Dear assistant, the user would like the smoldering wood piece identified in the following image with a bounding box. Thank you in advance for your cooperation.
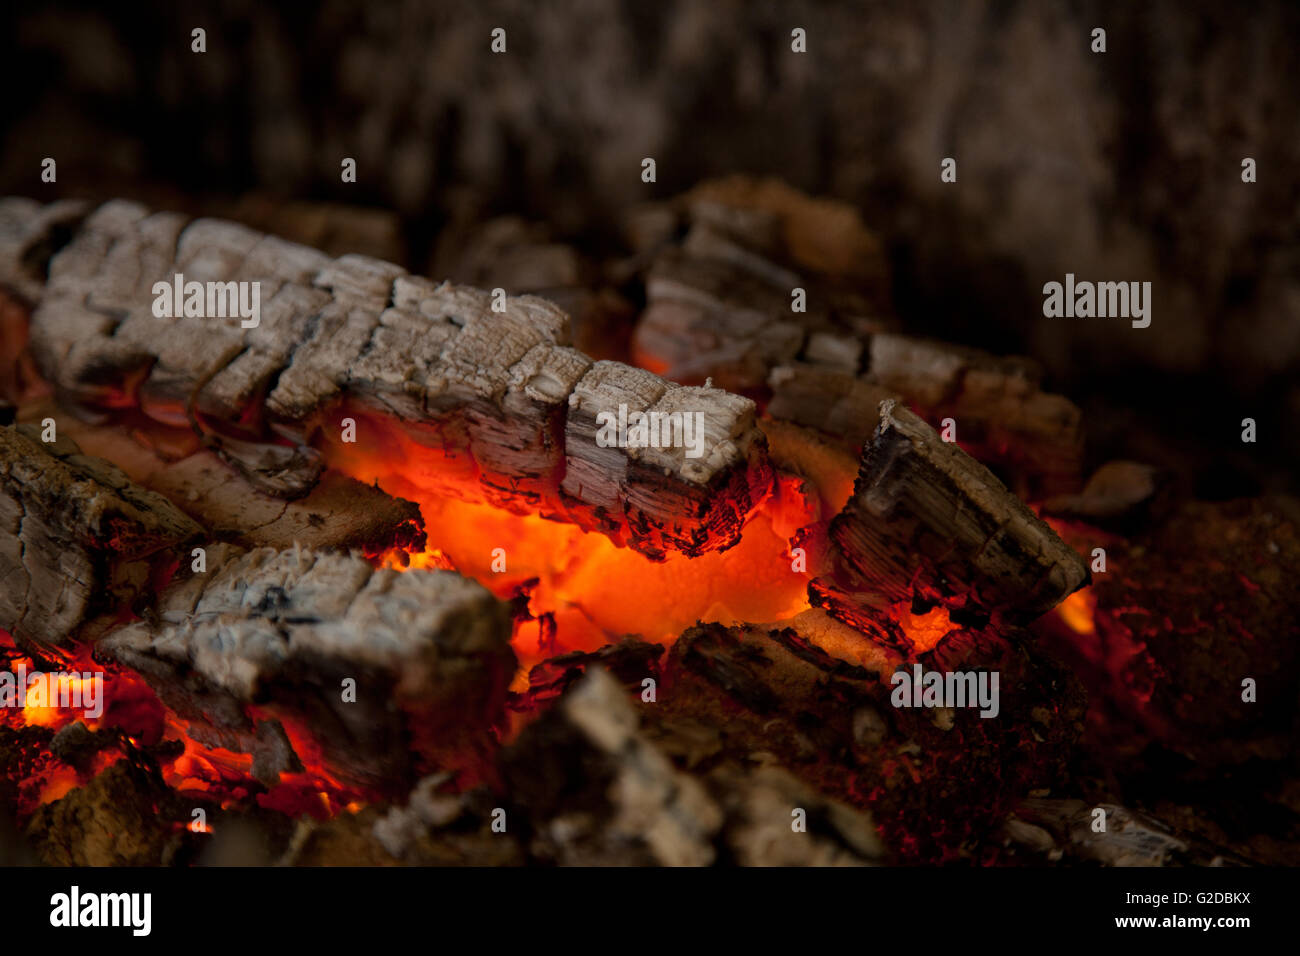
[0,424,202,649]
[623,383,771,556]
[867,334,1085,498]
[654,617,1083,863]
[561,361,770,557]
[812,400,1088,631]
[562,360,667,512]
[99,547,517,792]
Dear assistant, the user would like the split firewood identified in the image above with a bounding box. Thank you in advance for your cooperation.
[98,546,517,792]
[0,423,202,649]
[811,400,1089,634]
[1,197,770,558]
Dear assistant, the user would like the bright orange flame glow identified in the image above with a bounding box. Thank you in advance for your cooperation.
[321,415,823,672]
[1057,588,1097,637]
[899,606,955,654]
[22,673,96,727]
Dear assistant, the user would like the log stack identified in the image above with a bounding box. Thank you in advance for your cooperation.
[0,183,1295,869]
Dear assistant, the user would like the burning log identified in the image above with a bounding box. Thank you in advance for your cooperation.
[811,400,1088,635]
[2,197,770,558]
[0,423,202,649]
[99,546,516,791]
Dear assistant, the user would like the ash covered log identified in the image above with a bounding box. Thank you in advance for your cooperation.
[0,423,202,648]
[99,546,516,792]
[2,197,770,558]
[811,400,1088,634]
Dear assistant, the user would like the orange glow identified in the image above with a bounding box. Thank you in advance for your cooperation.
[320,414,823,671]
[23,673,96,727]
[36,767,80,805]
[899,606,955,654]
[1057,588,1097,636]
[422,487,813,671]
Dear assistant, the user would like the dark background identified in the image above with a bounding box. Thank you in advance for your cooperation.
[3,0,1297,493]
